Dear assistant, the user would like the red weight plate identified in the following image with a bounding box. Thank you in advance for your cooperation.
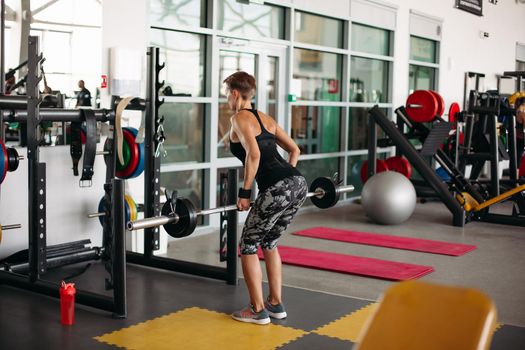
[0,141,7,184]
[385,156,412,179]
[519,155,525,178]
[429,90,445,116]
[116,129,139,179]
[360,159,389,183]
[406,90,438,123]
[448,102,461,128]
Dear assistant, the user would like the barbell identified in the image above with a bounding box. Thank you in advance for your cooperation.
[0,223,22,244]
[127,176,355,238]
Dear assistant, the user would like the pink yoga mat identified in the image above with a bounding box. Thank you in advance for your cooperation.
[256,246,433,281]
[293,227,476,256]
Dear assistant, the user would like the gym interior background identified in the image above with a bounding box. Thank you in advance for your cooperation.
[1,0,525,349]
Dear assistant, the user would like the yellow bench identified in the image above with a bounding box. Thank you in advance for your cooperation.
[354,281,497,350]
[457,184,525,212]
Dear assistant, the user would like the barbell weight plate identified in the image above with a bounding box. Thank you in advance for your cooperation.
[309,177,339,209]
[125,194,138,222]
[448,102,461,128]
[6,147,19,172]
[0,141,7,184]
[103,137,132,172]
[385,156,412,179]
[406,90,438,123]
[125,127,145,179]
[98,195,130,226]
[161,198,198,238]
[360,159,389,183]
[116,129,140,179]
[429,90,445,117]
[97,197,106,226]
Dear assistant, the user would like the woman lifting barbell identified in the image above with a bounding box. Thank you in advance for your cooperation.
[224,71,307,325]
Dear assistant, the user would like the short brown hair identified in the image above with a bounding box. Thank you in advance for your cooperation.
[223,71,256,99]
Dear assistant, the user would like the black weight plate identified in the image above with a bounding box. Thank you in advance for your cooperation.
[161,198,198,238]
[309,176,339,209]
[6,147,19,172]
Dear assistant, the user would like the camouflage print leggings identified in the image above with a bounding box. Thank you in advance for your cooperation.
[240,176,308,255]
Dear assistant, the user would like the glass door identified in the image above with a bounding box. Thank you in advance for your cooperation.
[216,38,286,159]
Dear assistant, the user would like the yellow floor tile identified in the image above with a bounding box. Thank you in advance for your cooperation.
[95,307,307,350]
[313,302,379,342]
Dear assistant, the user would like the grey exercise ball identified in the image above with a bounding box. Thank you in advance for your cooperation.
[361,171,417,225]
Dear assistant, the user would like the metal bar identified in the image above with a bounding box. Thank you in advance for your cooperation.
[508,114,518,183]
[489,115,500,197]
[144,46,161,256]
[8,248,100,274]
[0,270,115,312]
[3,108,113,122]
[1,224,22,230]
[27,36,45,281]
[127,185,356,231]
[368,112,378,179]
[474,212,525,227]
[112,179,127,318]
[226,169,238,285]
[126,252,228,281]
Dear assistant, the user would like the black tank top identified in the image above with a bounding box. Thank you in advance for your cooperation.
[230,109,301,192]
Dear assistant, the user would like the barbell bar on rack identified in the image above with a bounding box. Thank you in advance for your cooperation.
[127,176,355,238]
[0,223,22,244]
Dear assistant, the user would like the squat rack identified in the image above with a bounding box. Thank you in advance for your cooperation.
[0,36,128,317]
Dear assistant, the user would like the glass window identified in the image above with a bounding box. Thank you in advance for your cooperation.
[348,107,389,151]
[293,48,342,101]
[409,65,436,93]
[410,36,438,63]
[30,0,101,27]
[160,103,205,164]
[296,157,341,206]
[266,56,278,118]
[351,23,391,56]
[218,51,257,158]
[161,170,204,215]
[291,106,341,154]
[295,11,343,49]
[150,0,205,28]
[350,57,389,103]
[217,0,284,39]
[517,60,525,71]
[151,29,206,97]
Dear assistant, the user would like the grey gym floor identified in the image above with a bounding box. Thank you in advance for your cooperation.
[170,200,525,328]
[0,200,523,349]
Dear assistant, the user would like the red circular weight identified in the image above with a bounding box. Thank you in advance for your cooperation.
[428,90,445,116]
[0,141,8,184]
[448,102,461,128]
[406,90,438,123]
[116,129,139,179]
[360,159,389,183]
[385,156,412,179]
